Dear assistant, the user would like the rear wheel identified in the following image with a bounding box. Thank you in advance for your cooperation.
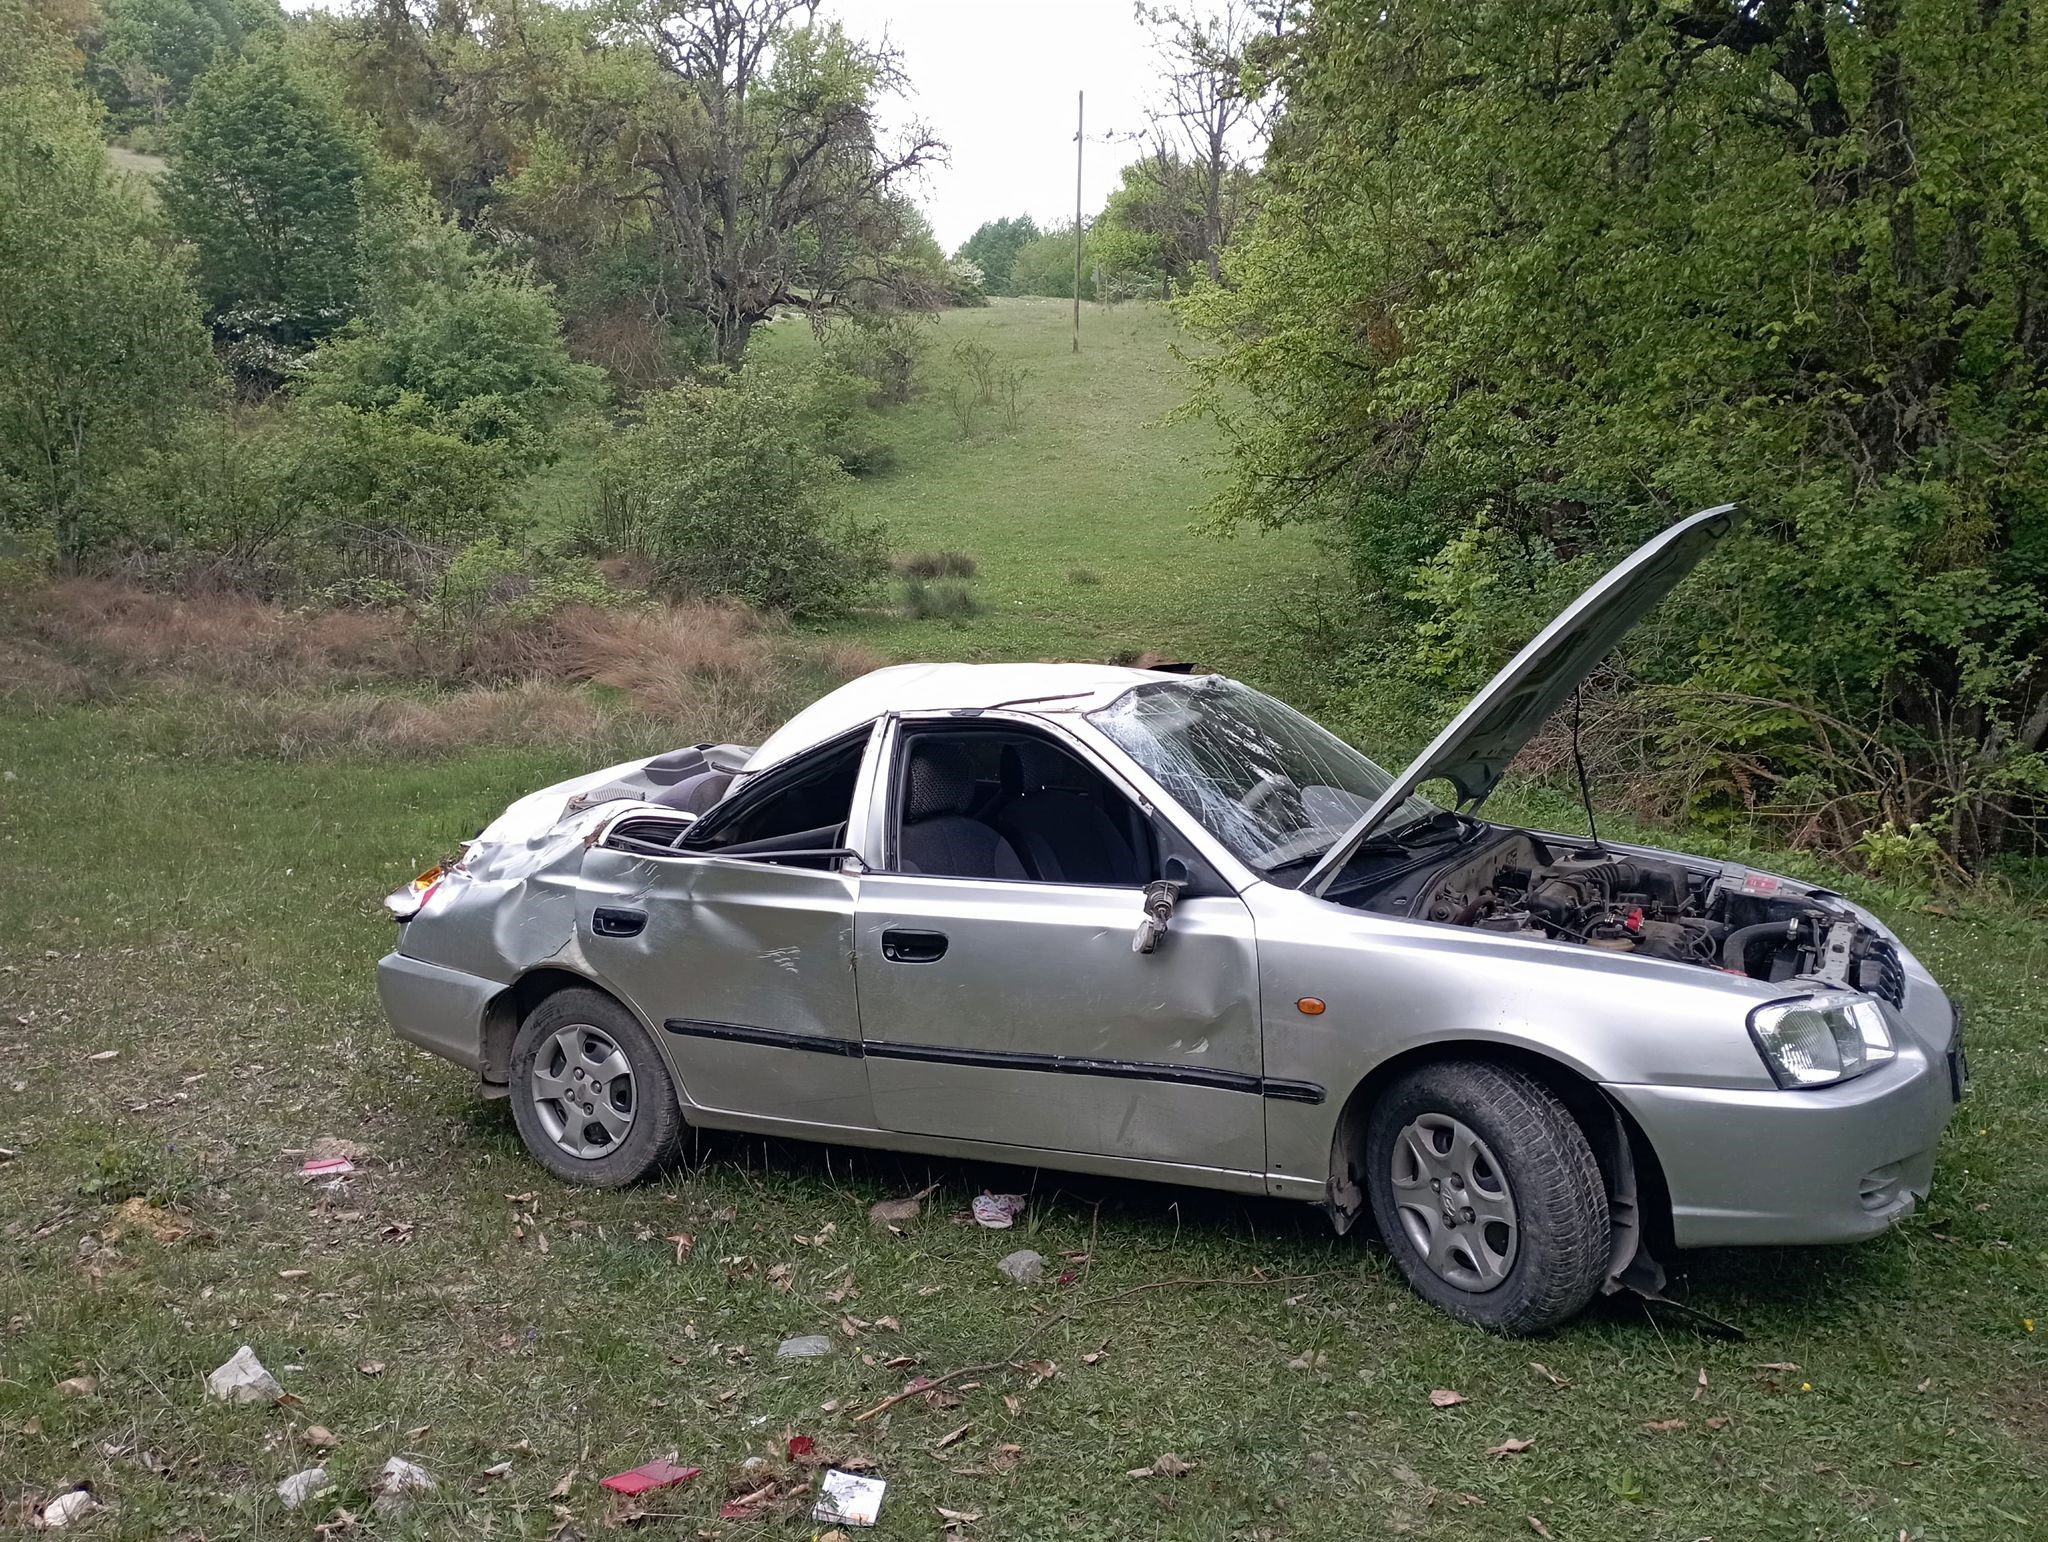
[509,989,685,1187]
[1364,1060,1608,1334]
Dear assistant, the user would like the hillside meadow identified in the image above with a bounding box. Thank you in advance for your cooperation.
[2,301,2045,1541]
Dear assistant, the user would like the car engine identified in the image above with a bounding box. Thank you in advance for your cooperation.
[1354,829,1907,1004]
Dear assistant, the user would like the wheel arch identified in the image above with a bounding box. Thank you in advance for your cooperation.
[481,967,644,1093]
[1325,1040,1673,1293]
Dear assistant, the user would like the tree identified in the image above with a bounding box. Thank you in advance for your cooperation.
[955,215,1040,296]
[622,0,945,363]
[86,0,281,128]
[1187,0,2048,865]
[1009,224,1092,299]
[0,0,217,566]
[163,45,374,349]
[1136,0,1275,283]
[1090,150,1254,293]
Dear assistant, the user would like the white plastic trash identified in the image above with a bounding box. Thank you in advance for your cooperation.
[813,1468,886,1527]
[276,1467,328,1510]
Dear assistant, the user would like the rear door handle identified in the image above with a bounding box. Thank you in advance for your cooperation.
[881,928,948,964]
[591,907,647,938]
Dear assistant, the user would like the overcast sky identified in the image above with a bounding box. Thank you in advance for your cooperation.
[828,0,1164,251]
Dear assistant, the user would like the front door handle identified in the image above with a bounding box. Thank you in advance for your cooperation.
[881,928,948,964]
[591,907,647,938]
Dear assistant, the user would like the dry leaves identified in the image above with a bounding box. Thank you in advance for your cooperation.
[1487,1438,1535,1457]
[664,1233,694,1264]
[357,1361,385,1377]
[933,1421,973,1450]
[1528,1517,1554,1538]
[56,1376,96,1396]
[1127,1453,1196,1479]
[1529,1362,1571,1389]
[1643,1418,1689,1433]
[1427,1389,1467,1408]
[548,1468,577,1499]
[302,1426,341,1450]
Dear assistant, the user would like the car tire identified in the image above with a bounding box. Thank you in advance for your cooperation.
[508,988,686,1188]
[1364,1060,1609,1335]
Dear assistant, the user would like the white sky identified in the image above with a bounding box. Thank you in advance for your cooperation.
[282,0,1171,254]
[829,0,1163,252]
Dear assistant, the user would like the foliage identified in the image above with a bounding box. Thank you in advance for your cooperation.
[821,313,935,406]
[1187,0,2048,867]
[1010,224,1092,300]
[0,1,218,568]
[1091,152,1255,295]
[82,0,280,129]
[163,44,373,351]
[299,269,604,460]
[288,401,515,586]
[955,214,1041,296]
[604,367,888,616]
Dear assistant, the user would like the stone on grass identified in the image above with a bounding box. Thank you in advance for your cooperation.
[777,1334,835,1360]
[997,1250,1046,1285]
[371,1457,436,1519]
[206,1346,283,1404]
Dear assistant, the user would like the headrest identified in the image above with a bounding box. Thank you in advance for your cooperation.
[905,742,976,822]
[1006,738,1092,794]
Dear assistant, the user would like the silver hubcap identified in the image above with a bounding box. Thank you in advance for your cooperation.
[530,1024,636,1159]
[1389,1113,1519,1292]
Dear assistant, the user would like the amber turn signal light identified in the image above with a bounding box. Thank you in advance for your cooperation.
[1296,997,1326,1016]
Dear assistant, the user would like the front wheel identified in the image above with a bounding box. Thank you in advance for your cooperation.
[508,988,686,1187]
[1364,1061,1609,1334]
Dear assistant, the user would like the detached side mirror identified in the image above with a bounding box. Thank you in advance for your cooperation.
[1132,860,1189,955]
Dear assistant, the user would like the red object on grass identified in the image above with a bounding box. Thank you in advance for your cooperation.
[786,1435,816,1459]
[599,1459,702,1496]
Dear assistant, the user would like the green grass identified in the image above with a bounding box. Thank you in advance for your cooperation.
[3,300,2045,1538]
[758,298,1322,673]
[1,705,2044,1540]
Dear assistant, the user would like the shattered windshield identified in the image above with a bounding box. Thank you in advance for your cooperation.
[1088,678,1442,879]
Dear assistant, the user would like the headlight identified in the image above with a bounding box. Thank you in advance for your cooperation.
[1747,990,1897,1088]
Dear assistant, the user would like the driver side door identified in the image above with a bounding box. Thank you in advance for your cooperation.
[852,717,1270,1176]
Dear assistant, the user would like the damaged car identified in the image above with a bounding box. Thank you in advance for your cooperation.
[378,504,1966,1333]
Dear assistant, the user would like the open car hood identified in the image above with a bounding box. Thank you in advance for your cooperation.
[1304,503,1744,896]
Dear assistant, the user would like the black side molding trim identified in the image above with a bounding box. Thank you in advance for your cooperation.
[663,1018,865,1057]
[661,1019,1325,1103]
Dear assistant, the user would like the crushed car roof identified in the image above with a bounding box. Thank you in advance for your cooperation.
[745,661,1170,772]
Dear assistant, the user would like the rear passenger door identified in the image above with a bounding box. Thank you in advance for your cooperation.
[851,718,1269,1175]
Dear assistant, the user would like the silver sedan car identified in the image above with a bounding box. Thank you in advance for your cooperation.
[378,506,1965,1332]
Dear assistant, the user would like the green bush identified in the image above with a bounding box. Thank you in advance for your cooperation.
[821,313,934,406]
[300,270,604,462]
[901,577,981,620]
[606,368,888,617]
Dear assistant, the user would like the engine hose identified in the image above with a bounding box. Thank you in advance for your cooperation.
[1720,918,1798,973]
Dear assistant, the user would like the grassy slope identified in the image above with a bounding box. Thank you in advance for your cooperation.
[757,297,1321,674]
[2,303,2045,1540]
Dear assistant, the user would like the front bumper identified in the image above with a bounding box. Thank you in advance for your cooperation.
[377,950,499,1071]
[1605,1040,1960,1248]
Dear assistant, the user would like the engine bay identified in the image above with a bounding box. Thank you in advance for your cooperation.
[1349,828,1906,1004]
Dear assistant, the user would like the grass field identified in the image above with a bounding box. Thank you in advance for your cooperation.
[3,301,2045,1540]
[758,298,1322,676]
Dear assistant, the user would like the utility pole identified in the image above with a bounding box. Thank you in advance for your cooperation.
[1072,89,1083,354]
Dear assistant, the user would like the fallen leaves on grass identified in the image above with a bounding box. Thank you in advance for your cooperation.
[938,1505,982,1527]
[933,1421,973,1450]
[1643,1418,1688,1433]
[55,1376,95,1397]
[302,1426,340,1450]
[1428,1389,1467,1408]
[548,1468,576,1499]
[1127,1453,1196,1479]
[664,1233,694,1264]
[1528,1517,1554,1538]
[1529,1362,1571,1389]
[1487,1438,1535,1457]
[357,1361,385,1377]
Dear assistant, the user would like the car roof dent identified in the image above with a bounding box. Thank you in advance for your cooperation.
[1304,503,1745,896]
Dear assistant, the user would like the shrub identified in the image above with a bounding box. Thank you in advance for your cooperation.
[902,577,982,620]
[822,313,935,406]
[299,271,604,463]
[608,368,888,617]
[895,550,977,580]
